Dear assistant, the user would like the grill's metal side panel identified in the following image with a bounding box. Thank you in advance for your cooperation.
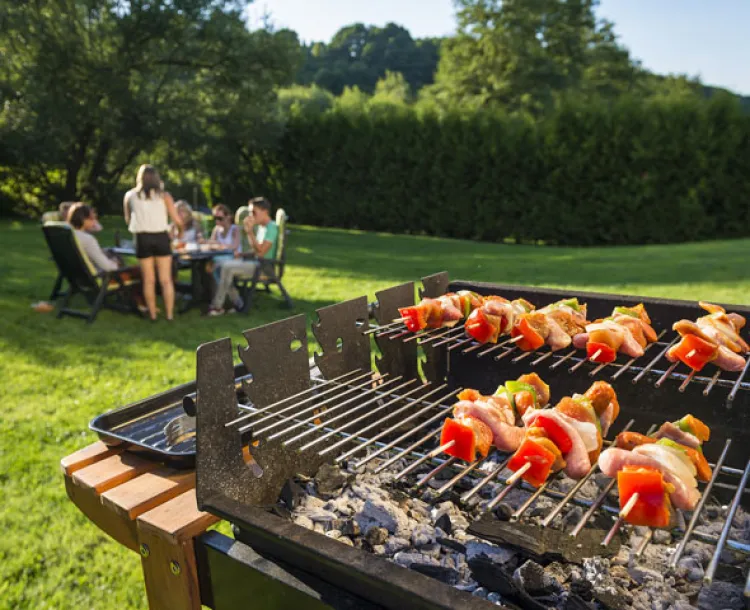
[313,297,371,379]
[373,282,419,380]
[196,336,325,508]
[239,315,310,406]
[419,273,450,385]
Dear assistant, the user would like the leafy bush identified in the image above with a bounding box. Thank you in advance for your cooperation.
[242,93,750,245]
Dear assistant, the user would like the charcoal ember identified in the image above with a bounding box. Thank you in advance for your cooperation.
[652,529,672,545]
[544,562,573,585]
[676,557,704,582]
[472,587,489,598]
[564,593,596,610]
[393,551,439,567]
[513,560,562,596]
[435,512,452,534]
[684,541,712,566]
[486,591,503,604]
[355,498,410,535]
[627,564,664,585]
[408,563,460,585]
[468,556,549,610]
[279,479,305,510]
[315,463,352,498]
[437,537,467,554]
[337,536,354,547]
[696,580,743,610]
[313,523,325,534]
[364,526,389,547]
[384,537,410,555]
[591,586,632,610]
[411,524,436,547]
[493,503,513,522]
[340,519,361,537]
[293,515,314,530]
[417,543,441,558]
[372,544,386,555]
[469,516,619,564]
[569,578,594,601]
[562,506,583,528]
[304,508,339,523]
[465,541,516,566]
[325,529,341,539]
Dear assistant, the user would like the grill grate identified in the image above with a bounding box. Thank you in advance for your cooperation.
[372,323,750,402]
[223,373,750,570]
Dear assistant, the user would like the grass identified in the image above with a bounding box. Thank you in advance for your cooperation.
[2,217,750,609]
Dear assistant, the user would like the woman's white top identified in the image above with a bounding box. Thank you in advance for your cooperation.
[126,188,168,233]
[214,224,241,253]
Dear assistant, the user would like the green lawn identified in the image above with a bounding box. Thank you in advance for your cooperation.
[1,218,749,609]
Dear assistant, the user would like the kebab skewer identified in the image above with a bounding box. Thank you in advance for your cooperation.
[572,304,658,363]
[509,298,589,352]
[666,302,748,372]
[397,291,485,333]
[439,373,550,462]
[506,381,619,486]
[598,414,711,527]
[463,296,535,344]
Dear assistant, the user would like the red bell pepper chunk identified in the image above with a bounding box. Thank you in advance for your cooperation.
[507,438,556,488]
[617,466,671,528]
[440,417,492,462]
[671,334,718,371]
[398,306,426,332]
[532,414,573,454]
[465,308,500,344]
[511,317,545,351]
[587,341,616,363]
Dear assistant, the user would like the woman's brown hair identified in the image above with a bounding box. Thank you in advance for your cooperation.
[136,164,162,199]
[212,203,232,222]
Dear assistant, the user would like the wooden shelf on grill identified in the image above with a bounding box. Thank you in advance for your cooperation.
[61,442,218,610]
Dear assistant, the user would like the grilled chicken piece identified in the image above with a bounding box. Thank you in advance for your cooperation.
[654,422,700,449]
[598,447,701,511]
[666,341,746,372]
[673,303,749,354]
[523,409,592,478]
[453,396,524,452]
[584,381,620,437]
[517,372,550,407]
[576,320,645,358]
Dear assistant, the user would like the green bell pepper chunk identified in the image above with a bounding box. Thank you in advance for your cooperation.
[572,394,601,435]
[493,385,516,416]
[614,306,639,318]
[559,298,581,312]
[504,381,537,405]
[656,438,688,454]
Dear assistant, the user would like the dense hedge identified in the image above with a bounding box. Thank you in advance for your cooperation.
[245,94,750,246]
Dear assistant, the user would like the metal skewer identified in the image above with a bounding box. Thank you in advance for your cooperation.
[669,439,731,567]
[461,458,511,503]
[371,429,442,474]
[703,370,722,396]
[416,457,458,488]
[549,349,577,370]
[506,462,531,485]
[343,389,459,466]
[611,330,667,380]
[704,458,750,585]
[393,441,455,481]
[678,369,697,392]
[632,337,678,384]
[654,361,679,388]
[727,356,750,403]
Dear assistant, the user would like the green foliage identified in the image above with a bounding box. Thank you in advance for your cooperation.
[278,85,335,117]
[0,0,300,216]
[241,93,750,246]
[297,22,440,95]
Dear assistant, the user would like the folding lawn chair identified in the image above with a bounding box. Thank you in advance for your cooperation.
[233,208,293,311]
[42,222,142,323]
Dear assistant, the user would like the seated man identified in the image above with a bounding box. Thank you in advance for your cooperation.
[208,197,278,316]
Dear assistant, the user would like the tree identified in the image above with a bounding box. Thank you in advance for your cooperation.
[428,0,638,112]
[297,23,441,95]
[0,0,300,215]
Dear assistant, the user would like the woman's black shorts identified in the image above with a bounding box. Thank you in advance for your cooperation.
[135,232,171,259]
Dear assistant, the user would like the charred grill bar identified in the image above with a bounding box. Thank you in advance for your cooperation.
[184,273,750,609]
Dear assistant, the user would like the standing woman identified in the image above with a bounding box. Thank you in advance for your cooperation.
[124,164,182,321]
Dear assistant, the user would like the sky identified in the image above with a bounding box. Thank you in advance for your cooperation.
[246,0,750,95]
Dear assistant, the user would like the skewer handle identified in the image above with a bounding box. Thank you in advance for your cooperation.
[590,348,602,361]
[392,317,406,324]
[506,461,531,485]
[509,335,524,343]
[686,349,696,359]
[620,492,639,519]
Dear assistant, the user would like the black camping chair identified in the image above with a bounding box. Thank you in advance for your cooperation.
[42,222,142,323]
[41,213,68,300]
[233,208,294,311]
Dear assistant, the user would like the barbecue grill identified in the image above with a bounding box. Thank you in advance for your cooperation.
[90,272,750,609]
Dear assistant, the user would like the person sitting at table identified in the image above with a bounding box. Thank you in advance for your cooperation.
[69,204,146,311]
[59,201,75,223]
[169,200,203,247]
[205,203,241,281]
[208,197,278,316]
